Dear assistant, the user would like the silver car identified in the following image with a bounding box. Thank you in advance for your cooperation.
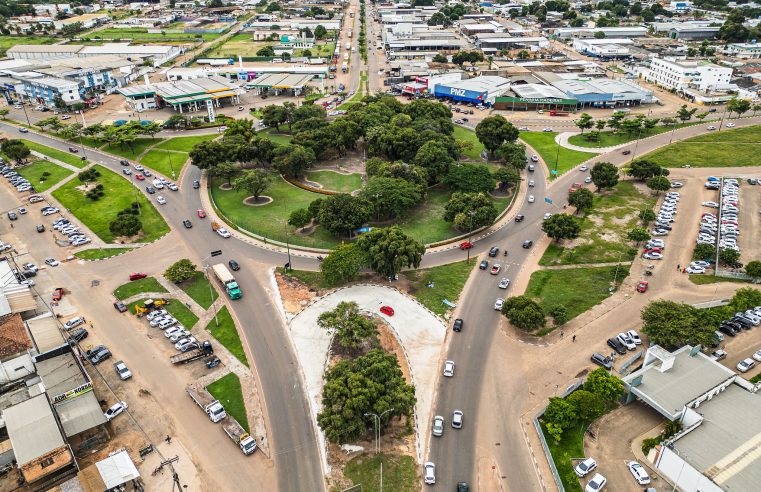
[432,415,444,437]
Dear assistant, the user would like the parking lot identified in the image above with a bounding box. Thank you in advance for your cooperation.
[737,178,761,255]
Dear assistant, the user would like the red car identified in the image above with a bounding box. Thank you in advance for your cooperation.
[197,209,207,218]
[135,173,145,181]
[52,287,64,301]
[129,272,147,281]
[636,281,648,293]
[643,247,662,254]
[380,306,394,316]
[459,241,474,250]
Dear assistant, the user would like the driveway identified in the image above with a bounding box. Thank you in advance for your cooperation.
[287,284,446,469]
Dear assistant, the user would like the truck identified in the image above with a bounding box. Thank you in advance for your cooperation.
[345,42,350,51]
[549,109,569,116]
[170,340,213,364]
[343,53,349,61]
[221,416,257,455]
[348,30,352,38]
[329,64,337,72]
[187,386,227,423]
[342,62,348,73]
[212,263,242,300]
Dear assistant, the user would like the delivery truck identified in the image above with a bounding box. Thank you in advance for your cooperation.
[221,416,258,455]
[212,263,242,299]
[187,386,227,423]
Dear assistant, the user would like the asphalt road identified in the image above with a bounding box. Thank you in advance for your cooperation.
[0,122,324,492]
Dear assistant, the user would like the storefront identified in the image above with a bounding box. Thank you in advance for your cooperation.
[493,96,578,112]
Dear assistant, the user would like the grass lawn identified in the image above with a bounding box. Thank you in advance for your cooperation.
[306,170,363,193]
[206,33,264,57]
[207,373,249,433]
[689,274,750,285]
[52,165,170,243]
[641,124,761,168]
[344,453,418,492]
[178,271,218,309]
[541,421,586,492]
[89,27,218,42]
[525,266,630,327]
[539,181,655,266]
[519,132,596,177]
[139,149,188,178]
[74,247,133,260]
[402,260,475,316]
[259,128,293,145]
[102,138,162,159]
[113,276,167,300]
[206,306,248,367]
[567,123,697,148]
[0,35,56,56]
[453,125,485,161]
[165,301,199,329]
[294,41,335,58]
[21,140,89,168]
[154,134,216,152]
[751,374,761,384]
[16,160,73,192]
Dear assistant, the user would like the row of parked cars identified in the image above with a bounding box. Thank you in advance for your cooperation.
[141,308,200,353]
[715,306,761,373]
[590,330,644,370]
[647,190,682,246]
[1,162,33,192]
[51,216,92,247]
[574,457,651,491]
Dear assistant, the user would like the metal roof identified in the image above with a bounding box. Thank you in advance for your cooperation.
[25,313,65,354]
[511,83,568,99]
[248,73,313,88]
[96,450,140,488]
[4,394,64,465]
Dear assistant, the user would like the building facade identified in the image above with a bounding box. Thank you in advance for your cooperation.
[642,58,732,93]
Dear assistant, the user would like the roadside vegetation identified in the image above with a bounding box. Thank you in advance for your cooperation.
[207,373,249,433]
[343,453,417,492]
[113,276,167,300]
[16,159,72,192]
[401,260,475,316]
[178,271,218,309]
[641,124,761,168]
[519,131,595,176]
[73,247,133,260]
[207,306,249,367]
[567,109,700,148]
[21,140,89,168]
[165,302,199,329]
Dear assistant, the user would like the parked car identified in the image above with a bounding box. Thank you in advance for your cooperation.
[737,358,756,373]
[52,287,64,301]
[67,327,88,343]
[424,462,436,485]
[494,298,504,310]
[453,318,463,332]
[217,227,231,238]
[590,354,612,370]
[104,401,128,421]
[522,240,533,249]
[113,301,127,312]
[488,246,499,257]
[585,473,607,492]
[627,330,642,345]
[229,259,240,271]
[710,350,727,361]
[607,337,627,354]
[490,264,501,275]
[114,361,132,380]
[89,347,112,365]
[617,333,636,350]
[479,260,489,270]
[64,316,84,330]
[636,281,648,293]
[380,305,394,316]
[575,457,598,477]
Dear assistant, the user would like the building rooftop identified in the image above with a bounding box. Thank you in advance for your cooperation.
[25,313,65,354]
[7,45,83,54]
[442,75,511,93]
[79,43,176,55]
[673,384,761,492]
[510,83,569,99]
[247,72,313,88]
[0,313,33,359]
[4,394,65,466]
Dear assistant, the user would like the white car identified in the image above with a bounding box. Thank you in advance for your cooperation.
[528,179,535,187]
[617,333,636,350]
[175,337,198,351]
[22,262,38,273]
[580,165,588,172]
[44,258,60,267]
[527,195,535,203]
[424,462,436,485]
[670,181,684,188]
[685,266,705,274]
[543,213,553,220]
[530,155,539,162]
[147,309,168,321]
[432,415,444,436]
[737,358,756,373]
[690,261,710,269]
[168,183,179,191]
[627,461,650,485]
[63,317,84,330]
[627,329,642,345]
[494,298,504,310]
[443,360,455,377]
[156,196,166,205]
[643,252,663,260]
[217,227,232,238]
[169,329,191,342]
[452,410,463,428]
[542,127,552,132]
[41,207,59,216]
[752,350,761,362]
[584,176,592,183]
[647,239,665,248]
[28,195,44,203]
[104,401,128,421]
[574,457,597,478]
[726,122,736,128]
[707,125,717,130]
[498,277,510,289]
[61,114,71,120]
[585,473,607,492]
[651,229,669,236]
[114,361,132,380]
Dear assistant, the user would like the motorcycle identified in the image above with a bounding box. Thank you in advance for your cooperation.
[644,271,653,276]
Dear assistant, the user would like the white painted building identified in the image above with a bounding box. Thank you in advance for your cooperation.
[572,38,632,58]
[724,42,761,59]
[641,57,732,93]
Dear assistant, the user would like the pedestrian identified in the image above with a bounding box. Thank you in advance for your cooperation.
[88,321,93,328]
[165,435,172,444]
[572,335,576,342]
[677,264,680,271]
[560,331,564,338]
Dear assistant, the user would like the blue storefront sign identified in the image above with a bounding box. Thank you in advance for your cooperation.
[434,85,487,104]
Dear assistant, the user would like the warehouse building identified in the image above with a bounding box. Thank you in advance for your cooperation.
[554,26,648,39]
[668,25,721,41]
[572,38,633,59]
[433,75,511,105]
[540,72,653,108]
[475,35,549,54]
[493,84,577,112]
[7,43,182,67]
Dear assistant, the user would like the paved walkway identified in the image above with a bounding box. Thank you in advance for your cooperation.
[555,132,626,153]
[539,261,632,270]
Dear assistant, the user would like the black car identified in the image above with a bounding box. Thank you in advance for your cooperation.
[229,259,240,271]
[67,327,88,343]
[607,337,627,354]
[89,348,112,365]
[515,214,524,222]
[36,224,45,233]
[488,246,499,257]
[193,180,200,189]
[183,219,192,229]
[453,318,463,332]
[522,240,533,249]
[732,316,753,329]
[457,482,469,492]
[718,324,737,337]
[479,260,489,270]
[120,160,130,166]
[146,186,156,194]
[591,353,612,370]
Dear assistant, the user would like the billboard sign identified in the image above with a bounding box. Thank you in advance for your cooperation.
[434,85,487,102]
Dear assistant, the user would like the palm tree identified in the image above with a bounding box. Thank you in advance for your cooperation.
[487,55,494,69]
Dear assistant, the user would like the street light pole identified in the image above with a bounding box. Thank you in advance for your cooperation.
[201,251,222,327]
[364,408,394,492]
[466,210,476,263]
[78,110,88,160]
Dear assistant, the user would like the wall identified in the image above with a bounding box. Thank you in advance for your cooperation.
[654,446,723,492]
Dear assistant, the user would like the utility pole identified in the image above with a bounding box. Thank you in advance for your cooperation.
[466,210,476,263]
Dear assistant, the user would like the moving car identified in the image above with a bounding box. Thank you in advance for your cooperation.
[479,260,489,270]
[627,461,650,485]
[183,219,192,228]
[490,264,501,275]
[197,209,207,218]
[494,298,504,310]
[443,360,455,377]
[574,457,597,477]
[527,195,535,203]
[156,196,166,205]
[424,462,436,485]
[488,246,499,257]
[522,240,533,249]
[104,401,128,421]
[636,281,648,293]
[44,258,59,267]
[217,227,231,238]
[114,361,132,380]
[432,416,444,437]
[514,214,524,222]
[453,318,463,332]
[380,306,394,316]
[129,272,147,281]
[451,410,463,428]
[229,259,240,271]
[459,241,474,250]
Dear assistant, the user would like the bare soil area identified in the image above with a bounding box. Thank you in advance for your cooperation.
[274,271,318,314]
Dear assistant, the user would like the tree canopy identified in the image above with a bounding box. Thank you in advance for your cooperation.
[501,296,545,331]
[590,162,619,191]
[443,192,498,232]
[542,214,581,242]
[164,259,197,284]
[356,226,425,278]
[475,115,519,155]
[641,300,717,349]
[318,301,378,351]
[316,194,372,237]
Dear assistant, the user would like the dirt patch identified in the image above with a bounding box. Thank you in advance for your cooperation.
[114,230,147,244]
[563,236,593,248]
[274,271,319,314]
[75,183,99,193]
[376,319,412,384]
[242,195,272,206]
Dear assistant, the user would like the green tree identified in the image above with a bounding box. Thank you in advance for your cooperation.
[629,160,668,181]
[590,162,619,191]
[639,208,656,225]
[272,144,316,178]
[727,97,751,118]
[493,167,520,191]
[261,104,289,130]
[568,188,593,214]
[501,296,545,331]
[432,53,448,63]
[360,177,423,220]
[693,243,715,261]
[314,25,328,39]
[224,118,258,141]
[566,390,606,421]
[475,115,519,156]
[646,175,671,195]
[627,227,651,245]
[543,397,578,431]
[317,349,416,443]
[288,208,312,230]
[495,142,528,171]
[318,194,372,237]
[745,261,761,280]
[317,301,378,351]
[718,247,740,266]
[109,214,141,238]
[141,121,162,140]
[321,244,366,285]
[356,226,425,278]
[641,300,717,349]
[444,163,495,193]
[164,259,197,283]
[584,368,624,403]
[232,169,272,202]
[0,107,9,119]
[443,192,498,231]
[542,214,580,242]
[728,287,761,312]
[413,140,455,182]
[209,161,239,186]
[257,45,275,57]
[676,104,697,122]
[1,140,30,165]
[549,305,568,326]
[575,113,594,134]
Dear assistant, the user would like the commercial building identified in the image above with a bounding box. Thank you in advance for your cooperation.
[540,72,654,108]
[724,43,761,59]
[640,57,733,102]
[52,13,110,30]
[244,72,313,96]
[623,345,761,492]
[493,83,578,112]
[475,35,549,54]
[554,26,648,39]
[166,65,327,81]
[668,25,721,41]
[572,38,633,59]
[432,75,511,105]
[7,43,182,68]
[119,75,242,115]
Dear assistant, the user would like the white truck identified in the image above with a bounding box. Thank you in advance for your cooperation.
[345,42,351,50]
[221,416,257,455]
[187,386,227,423]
